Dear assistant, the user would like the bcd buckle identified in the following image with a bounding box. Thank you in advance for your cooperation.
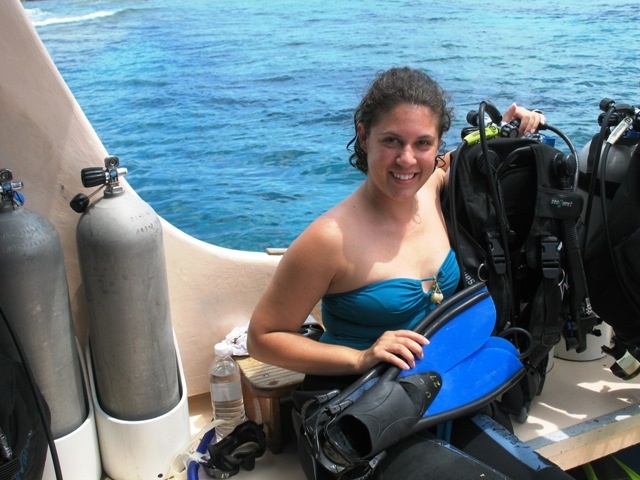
[540,236,561,279]
[485,232,506,275]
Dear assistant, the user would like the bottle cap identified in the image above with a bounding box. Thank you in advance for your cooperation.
[214,342,230,357]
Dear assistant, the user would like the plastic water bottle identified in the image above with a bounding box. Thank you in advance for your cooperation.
[209,342,246,441]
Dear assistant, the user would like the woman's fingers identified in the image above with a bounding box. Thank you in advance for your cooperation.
[503,103,546,136]
[361,330,429,371]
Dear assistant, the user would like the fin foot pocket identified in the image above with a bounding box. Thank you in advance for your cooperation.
[325,371,442,460]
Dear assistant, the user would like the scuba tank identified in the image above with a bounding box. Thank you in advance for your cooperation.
[72,156,180,421]
[578,141,637,244]
[0,169,87,439]
[578,98,640,243]
[577,99,640,377]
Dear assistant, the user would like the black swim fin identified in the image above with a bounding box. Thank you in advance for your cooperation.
[324,371,442,460]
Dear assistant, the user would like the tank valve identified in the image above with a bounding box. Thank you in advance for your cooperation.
[70,156,128,213]
[0,169,25,209]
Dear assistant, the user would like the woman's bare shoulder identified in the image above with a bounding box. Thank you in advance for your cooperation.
[287,204,346,262]
[420,167,447,200]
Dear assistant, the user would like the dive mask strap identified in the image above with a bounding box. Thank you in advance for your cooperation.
[200,420,267,479]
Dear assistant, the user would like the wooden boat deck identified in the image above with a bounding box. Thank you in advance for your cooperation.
[514,354,640,471]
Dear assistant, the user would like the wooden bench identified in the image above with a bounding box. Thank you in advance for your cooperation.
[236,356,304,453]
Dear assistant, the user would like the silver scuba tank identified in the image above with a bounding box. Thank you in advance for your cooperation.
[578,141,634,186]
[577,140,636,241]
[0,169,87,439]
[74,156,180,421]
[578,99,640,241]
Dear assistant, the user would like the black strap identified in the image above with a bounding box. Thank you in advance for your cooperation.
[201,421,266,479]
[539,236,563,348]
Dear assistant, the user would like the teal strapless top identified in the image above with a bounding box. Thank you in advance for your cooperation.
[320,249,460,349]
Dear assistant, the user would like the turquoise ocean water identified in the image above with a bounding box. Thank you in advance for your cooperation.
[24,0,640,251]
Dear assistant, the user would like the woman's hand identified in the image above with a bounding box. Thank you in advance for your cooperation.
[502,103,546,137]
[356,329,429,372]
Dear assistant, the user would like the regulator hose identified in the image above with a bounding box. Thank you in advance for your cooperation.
[582,106,615,252]
[553,153,596,351]
[0,305,63,480]
[598,142,638,316]
[478,101,515,319]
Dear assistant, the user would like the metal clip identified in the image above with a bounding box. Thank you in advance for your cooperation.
[607,116,633,145]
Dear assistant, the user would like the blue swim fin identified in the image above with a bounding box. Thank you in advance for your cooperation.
[316,284,524,463]
[402,289,499,375]
[418,337,523,420]
[405,290,524,424]
[342,283,501,405]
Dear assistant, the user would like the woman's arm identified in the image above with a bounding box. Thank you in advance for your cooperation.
[247,216,427,375]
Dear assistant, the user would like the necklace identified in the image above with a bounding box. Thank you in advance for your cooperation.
[431,275,444,305]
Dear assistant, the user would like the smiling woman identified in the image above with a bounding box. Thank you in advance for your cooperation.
[246,67,570,480]
[246,66,543,378]
[358,103,441,201]
[5,2,640,480]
